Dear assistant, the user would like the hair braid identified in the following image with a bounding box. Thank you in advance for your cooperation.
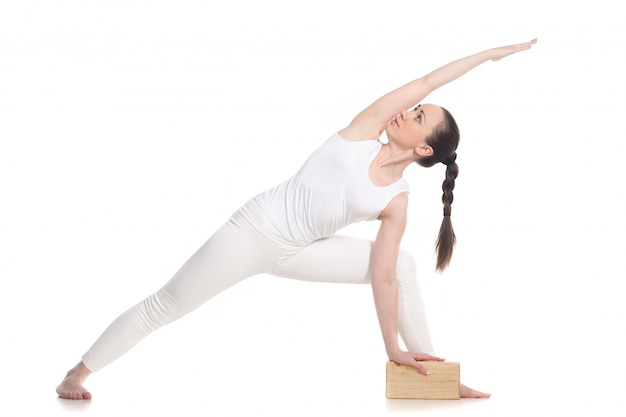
[415,107,460,271]
[435,161,458,271]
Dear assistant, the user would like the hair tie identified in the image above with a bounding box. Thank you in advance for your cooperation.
[441,153,457,166]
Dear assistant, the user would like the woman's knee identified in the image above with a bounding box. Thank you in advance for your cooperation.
[396,249,417,285]
[134,289,186,335]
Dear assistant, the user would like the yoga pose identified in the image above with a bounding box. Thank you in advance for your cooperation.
[57,39,536,400]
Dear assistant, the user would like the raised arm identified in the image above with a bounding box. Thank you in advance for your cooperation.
[340,39,537,140]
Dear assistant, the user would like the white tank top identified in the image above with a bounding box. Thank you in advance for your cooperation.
[255,133,410,245]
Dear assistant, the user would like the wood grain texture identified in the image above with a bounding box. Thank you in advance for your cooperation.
[386,361,460,400]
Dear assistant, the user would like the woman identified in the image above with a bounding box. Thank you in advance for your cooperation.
[57,39,536,400]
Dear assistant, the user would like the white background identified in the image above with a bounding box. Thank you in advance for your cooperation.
[1,1,625,416]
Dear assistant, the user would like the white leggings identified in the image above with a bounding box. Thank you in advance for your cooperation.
[82,199,434,372]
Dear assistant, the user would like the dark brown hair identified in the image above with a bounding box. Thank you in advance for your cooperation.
[416,107,460,271]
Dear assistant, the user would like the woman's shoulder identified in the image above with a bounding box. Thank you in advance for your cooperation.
[337,123,383,142]
[334,131,378,144]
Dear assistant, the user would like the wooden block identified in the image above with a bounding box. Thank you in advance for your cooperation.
[386,361,460,400]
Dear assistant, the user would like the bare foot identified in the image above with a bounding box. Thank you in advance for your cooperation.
[56,361,93,400]
[460,383,491,398]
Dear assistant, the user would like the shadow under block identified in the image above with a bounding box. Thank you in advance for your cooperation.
[386,361,460,400]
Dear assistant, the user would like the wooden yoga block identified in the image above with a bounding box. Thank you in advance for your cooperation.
[386,361,460,400]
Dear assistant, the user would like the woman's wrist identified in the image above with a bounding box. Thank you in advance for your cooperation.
[386,345,402,359]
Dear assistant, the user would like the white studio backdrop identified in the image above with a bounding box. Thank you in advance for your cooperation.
[1,1,624,416]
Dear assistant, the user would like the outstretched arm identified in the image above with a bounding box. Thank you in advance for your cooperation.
[371,193,443,374]
[340,39,537,140]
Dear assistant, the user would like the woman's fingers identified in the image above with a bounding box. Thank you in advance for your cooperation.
[491,38,537,61]
[414,361,430,375]
[413,353,445,362]
[391,351,446,375]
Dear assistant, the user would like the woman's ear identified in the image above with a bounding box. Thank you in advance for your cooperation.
[414,144,433,157]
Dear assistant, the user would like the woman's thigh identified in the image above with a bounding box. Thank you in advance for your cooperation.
[161,218,282,314]
[273,234,434,353]
[273,235,374,284]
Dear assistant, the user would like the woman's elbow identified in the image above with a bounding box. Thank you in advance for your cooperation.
[371,271,396,286]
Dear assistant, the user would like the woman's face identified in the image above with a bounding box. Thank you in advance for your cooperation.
[385,103,444,151]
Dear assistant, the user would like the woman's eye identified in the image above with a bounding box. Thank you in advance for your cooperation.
[415,115,421,122]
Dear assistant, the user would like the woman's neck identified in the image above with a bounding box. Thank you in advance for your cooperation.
[370,143,415,186]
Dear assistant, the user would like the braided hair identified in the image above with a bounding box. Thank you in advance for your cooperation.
[416,107,460,271]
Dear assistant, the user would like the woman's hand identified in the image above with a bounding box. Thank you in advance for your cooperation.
[389,350,445,375]
[341,38,536,138]
[489,38,537,61]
